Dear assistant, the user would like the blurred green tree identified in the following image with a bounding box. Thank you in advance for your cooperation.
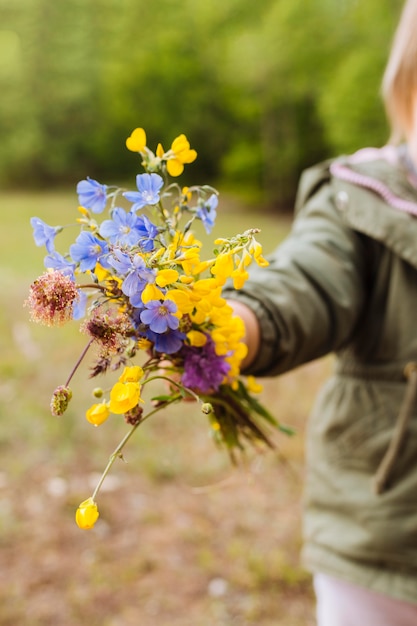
[0,0,404,207]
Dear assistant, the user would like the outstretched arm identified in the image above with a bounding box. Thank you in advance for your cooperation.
[227,299,261,371]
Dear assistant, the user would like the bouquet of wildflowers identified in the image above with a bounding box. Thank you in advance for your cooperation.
[26,128,288,530]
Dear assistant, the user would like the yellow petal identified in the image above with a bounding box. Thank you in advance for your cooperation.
[109,382,141,414]
[171,134,190,153]
[180,148,197,164]
[119,365,144,383]
[86,403,110,426]
[231,268,249,290]
[126,127,147,152]
[246,375,264,394]
[75,497,99,530]
[165,289,194,314]
[141,282,164,303]
[187,330,207,347]
[167,158,184,177]
[155,268,179,287]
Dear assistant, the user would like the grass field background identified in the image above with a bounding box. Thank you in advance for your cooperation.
[0,190,330,625]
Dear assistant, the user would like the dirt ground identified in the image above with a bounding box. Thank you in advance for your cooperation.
[0,356,329,626]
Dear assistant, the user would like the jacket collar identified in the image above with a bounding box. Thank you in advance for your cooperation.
[330,147,417,269]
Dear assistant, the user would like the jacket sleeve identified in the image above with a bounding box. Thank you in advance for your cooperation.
[223,166,368,376]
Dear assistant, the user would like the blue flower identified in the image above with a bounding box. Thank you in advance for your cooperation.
[107,249,132,275]
[140,299,179,333]
[69,232,109,272]
[135,215,159,252]
[99,208,143,246]
[44,251,76,278]
[123,173,163,212]
[73,290,88,320]
[145,328,186,355]
[108,251,155,305]
[31,217,61,253]
[196,194,218,234]
[77,177,108,214]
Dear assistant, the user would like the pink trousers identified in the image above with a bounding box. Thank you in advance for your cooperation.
[314,574,417,626]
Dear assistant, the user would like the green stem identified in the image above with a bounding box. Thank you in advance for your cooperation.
[78,283,107,291]
[91,397,179,501]
[65,339,94,387]
[142,374,201,403]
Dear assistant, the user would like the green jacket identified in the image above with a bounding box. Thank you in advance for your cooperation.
[225,146,417,604]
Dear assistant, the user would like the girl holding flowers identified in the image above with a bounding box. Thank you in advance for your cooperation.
[225,1,417,624]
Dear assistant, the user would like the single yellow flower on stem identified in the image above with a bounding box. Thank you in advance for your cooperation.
[166,134,197,176]
[86,402,110,426]
[75,497,99,530]
[119,365,144,383]
[126,127,147,152]
[109,381,141,414]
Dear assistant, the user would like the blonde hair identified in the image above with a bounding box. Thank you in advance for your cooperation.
[382,0,417,143]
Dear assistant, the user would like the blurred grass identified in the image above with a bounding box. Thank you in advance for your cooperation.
[0,189,324,625]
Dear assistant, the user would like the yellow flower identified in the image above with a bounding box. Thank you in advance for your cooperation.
[165,289,194,315]
[119,365,144,383]
[137,337,152,351]
[191,278,220,298]
[109,381,141,414]
[77,206,90,218]
[141,282,164,303]
[126,127,147,152]
[231,266,250,290]
[211,253,234,284]
[249,239,269,267]
[187,330,208,347]
[255,255,269,268]
[246,375,264,394]
[166,134,197,177]
[75,497,99,530]
[93,263,110,282]
[181,186,192,203]
[155,268,179,287]
[86,402,110,426]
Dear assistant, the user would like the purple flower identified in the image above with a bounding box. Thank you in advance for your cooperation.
[181,335,230,393]
[69,232,109,272]
[44,251,76,278]
[31,217,61,253]
[140,299,179,333]
[196,194,218,234]
[123,173,163,212]
[99,207,143,246]
[145,328,186,355]
[77,177,108,214]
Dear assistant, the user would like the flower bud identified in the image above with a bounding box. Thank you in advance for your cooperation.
[92,387,104,398]
[75,497,99,530]
[201,402,213,415]
[86,403,110,426]
[50,386,72,416]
